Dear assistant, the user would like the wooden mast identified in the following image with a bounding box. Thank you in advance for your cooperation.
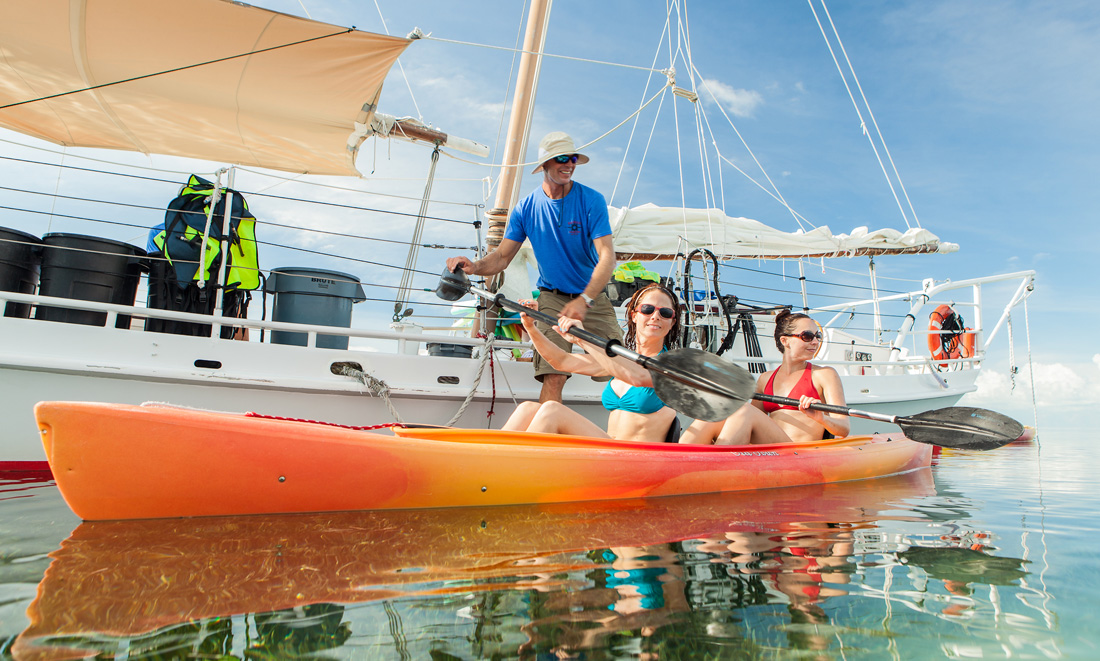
[485,0,552,249]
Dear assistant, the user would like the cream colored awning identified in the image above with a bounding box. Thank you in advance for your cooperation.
[0,0,410,176]
[610,203,959,260]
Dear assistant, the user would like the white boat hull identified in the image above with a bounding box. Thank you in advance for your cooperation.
[0,310,973,465]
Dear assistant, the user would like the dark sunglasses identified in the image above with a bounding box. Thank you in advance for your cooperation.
[552,154,579,164]
[784,330,823,342]
[638,304,675,319]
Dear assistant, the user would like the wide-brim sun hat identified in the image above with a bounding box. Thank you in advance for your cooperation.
[531,131,590,174]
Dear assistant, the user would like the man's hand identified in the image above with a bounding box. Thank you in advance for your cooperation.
[559,296,589,322]
[445,256,476,275]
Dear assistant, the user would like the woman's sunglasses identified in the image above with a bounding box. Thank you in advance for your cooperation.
[552,154,579,164]
[637,304,676,319]
[784,330,823,342]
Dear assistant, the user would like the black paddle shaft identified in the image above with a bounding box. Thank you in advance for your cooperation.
[753,393,1022,450]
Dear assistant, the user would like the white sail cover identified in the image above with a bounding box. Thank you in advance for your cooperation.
[0,0,410,176]
[610,203,959,259]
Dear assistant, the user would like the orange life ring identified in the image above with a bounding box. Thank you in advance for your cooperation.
[927,304,975,367]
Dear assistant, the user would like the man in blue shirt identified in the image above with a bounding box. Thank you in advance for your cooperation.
[446,131,620,403]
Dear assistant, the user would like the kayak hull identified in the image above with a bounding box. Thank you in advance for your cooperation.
[35,401,932,521]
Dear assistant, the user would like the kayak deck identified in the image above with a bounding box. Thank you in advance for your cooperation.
[35,401,932,520]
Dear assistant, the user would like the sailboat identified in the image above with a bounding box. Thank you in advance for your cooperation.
[0,0,1033,469]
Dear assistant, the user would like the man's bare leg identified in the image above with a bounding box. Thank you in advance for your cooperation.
[539,373,567,403]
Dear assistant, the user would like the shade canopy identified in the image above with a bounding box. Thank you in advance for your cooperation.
[0,0,410,176]
[610,203,958,260]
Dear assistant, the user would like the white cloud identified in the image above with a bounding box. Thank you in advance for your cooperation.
[700,79,764,118]
[960,358,1100,431]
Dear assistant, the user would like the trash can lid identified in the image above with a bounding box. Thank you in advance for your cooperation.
[0,226,42,243]
[42,233,146,256]
[267,267,366,301]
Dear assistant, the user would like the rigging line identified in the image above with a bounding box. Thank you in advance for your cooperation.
[482,0,530,204]
[669,7,688,226]
[0,29,354,110]
[393,147,440,321]
[796,257,926,284]
[818,0,921,229]
[807,0,913,230]
[241,190,472,223]
[441,83,672,172]
[371,0,422,120]
[626,86,668,208]
[691,65,811,231]
[676,4,721,233]
[235,166,482,207]
[0,205,475,257]
[623,4,678,208]
[716,258,915,293]
[610,5,673,206]
[420,34,667,75]
[1,184,473,226]
[694,77,728,212]
[0,152,482,209]
[1023,295,1039,434]
[0,141,218,179]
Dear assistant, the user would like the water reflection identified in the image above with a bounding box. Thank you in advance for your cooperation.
[13,469,1052,660]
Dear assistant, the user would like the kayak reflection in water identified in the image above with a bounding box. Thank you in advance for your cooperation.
[502,283,682,443]
[681,310,850,445]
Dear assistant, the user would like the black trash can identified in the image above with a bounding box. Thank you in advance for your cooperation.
[0,226,42,318]
[267,267,365,350]
[35,233,146,328]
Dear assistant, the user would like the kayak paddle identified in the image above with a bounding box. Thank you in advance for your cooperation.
[753,393,1024,450]
[435,268,754,421]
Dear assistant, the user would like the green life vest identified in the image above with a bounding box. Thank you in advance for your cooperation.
[153,174,260,291]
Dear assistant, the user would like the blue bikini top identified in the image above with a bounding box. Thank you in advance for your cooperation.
[602,381,666,414]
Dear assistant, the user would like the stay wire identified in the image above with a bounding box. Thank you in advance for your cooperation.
[0,29,354,110]
[1,153,482,210]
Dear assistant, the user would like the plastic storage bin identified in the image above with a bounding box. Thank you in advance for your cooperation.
[35,233,146,328]
[0,226,42,318]
[267,267,365,350]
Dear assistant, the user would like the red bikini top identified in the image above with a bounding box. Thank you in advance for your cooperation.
[761,363,817,413]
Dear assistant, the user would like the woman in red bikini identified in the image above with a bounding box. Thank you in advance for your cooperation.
[680,309,850,445]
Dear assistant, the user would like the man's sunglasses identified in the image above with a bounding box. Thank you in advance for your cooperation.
[638,304,676,319]
[552,154,579,164]
[784,330,823,342]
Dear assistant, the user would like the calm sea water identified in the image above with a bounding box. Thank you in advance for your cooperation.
[1,423,1096,660]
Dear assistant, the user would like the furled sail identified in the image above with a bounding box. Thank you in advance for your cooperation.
[610,203,959,260]
[0,0,410,176]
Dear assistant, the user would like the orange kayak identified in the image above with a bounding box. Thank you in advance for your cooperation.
[34,401,932,521]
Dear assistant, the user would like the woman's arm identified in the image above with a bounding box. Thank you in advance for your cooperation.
[555,317,654,387]
[519,313,607,377]
[803,366,850,437]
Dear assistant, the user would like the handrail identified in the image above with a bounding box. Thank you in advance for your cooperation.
[0,290,529,351]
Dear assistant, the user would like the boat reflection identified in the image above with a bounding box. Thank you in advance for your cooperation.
[12,469,1038,660]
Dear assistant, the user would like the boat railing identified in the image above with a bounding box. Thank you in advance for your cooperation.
[811,269,1035,367]
[0,290,529,353]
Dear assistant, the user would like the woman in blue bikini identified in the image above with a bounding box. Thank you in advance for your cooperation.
[680,309,849,445]
[501,283,681,442]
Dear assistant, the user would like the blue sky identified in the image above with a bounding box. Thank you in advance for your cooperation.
[2,0,1096,429]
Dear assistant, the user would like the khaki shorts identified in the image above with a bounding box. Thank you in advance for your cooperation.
[532,290,623,381]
